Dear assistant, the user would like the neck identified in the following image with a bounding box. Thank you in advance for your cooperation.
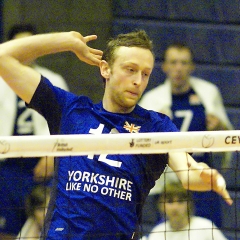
[102,95,134,114]
[170,216,190,231]
[170,77,191,95]
[171,83,191,95]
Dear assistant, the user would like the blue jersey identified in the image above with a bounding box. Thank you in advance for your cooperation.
[29,77,179,239]
[171,89,221,226]
[171,88,206,132]
[2,96,39,170]
[0,96,39,236]
[171,89,210,165]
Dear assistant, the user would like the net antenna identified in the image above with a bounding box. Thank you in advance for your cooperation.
[0,130,239,158]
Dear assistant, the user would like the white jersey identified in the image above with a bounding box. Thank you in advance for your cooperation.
[0,64,68,137]
[147,216,228,240]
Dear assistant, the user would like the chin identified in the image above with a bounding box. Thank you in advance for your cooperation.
[126,101,137,109]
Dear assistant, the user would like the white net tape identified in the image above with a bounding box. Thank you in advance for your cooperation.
[0,130,239,158]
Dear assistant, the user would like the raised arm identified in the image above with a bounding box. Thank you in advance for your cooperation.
[0,31,102,103]
[168,152,233,205]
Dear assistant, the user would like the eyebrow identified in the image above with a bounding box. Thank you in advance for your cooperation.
[121,62,153,70]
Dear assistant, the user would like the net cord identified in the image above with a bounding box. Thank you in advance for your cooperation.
[0,130,239,158]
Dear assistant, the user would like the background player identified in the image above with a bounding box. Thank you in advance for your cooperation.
[0,24,68,239]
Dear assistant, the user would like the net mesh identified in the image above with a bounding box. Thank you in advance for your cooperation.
[0,132,239,240]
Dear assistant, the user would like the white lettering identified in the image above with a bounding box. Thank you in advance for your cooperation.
[68,171,75,181]
[66,182,81,191]
[83,183,98,193]
[82,172,90,182]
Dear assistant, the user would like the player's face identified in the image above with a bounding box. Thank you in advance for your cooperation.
[164,197,189,223]
[103,46,154,113]
[162,48,194,89]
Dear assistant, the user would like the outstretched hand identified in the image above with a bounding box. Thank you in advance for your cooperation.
[71,32,103,66]
[198,164,233,205]
[33,156,54,182]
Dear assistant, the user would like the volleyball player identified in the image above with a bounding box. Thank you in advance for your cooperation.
[147,182,228,240]
[0,24,69,240]
[0,30,232,239]
[139,43,233,228]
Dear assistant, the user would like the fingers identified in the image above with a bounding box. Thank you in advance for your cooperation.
[217,176,226,190]
[89,47,103,63]
[84,35,98,43]
[201,168,233,205]
[85,54,102,66]
[89,47,103,56]
[77,46,102,67]
[215,175,233,205]
[85,48,103,66]
[73,33,103,66]
[84,36,103,58]
[220,188,233,205]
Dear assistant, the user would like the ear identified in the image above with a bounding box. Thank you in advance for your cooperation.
[99,60,111,80]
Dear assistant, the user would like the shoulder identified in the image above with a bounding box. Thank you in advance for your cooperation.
[139,80,171,111]
[144,83,167,96]
[33,64,68,90]
[45,77,92,106]
[136,105,179,132]
[150,222,166,232]
[140,82,168,102]
[191,216,214,227]
[190,76,220,92]
[148,221,168,238]
[137,104,168,120]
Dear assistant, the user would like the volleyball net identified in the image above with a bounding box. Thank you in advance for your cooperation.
[1,130,240,158]
[1,131,239,239]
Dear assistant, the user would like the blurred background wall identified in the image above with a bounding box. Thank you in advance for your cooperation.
[1,1,240,110]
[2,0,113,103]
[0,1,240,239]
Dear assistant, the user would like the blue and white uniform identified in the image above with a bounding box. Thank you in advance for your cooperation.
[28,77,179,239]
[171,88,222,226]
[140,77,232,228]
[171,88,209,164]
[0,65,68,236]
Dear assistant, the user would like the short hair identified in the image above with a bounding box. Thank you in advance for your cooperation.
[163,42,195,62]
[159,182,195,216]
[102,29,154,67]
[25,185,51,217]
[8,24,37,40]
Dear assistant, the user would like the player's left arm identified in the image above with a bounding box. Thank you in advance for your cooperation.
[0,32,102,104]
[168,152,233,205]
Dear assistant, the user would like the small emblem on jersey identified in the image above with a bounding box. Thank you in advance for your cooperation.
[55,227,64,231]
[123,121,141,133]
[189,94,201,105]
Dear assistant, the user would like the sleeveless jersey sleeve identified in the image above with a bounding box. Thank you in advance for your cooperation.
[27,76,66,134]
